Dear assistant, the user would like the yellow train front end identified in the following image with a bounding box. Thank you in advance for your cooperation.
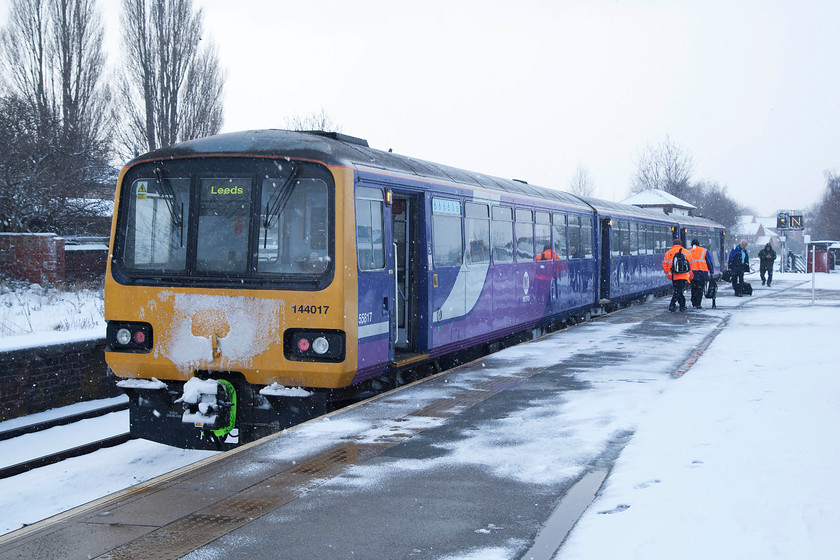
[105,146,358,449]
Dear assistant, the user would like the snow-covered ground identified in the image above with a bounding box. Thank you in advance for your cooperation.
[558,273,840,560]
[0,282,106,351]
[1,273,838,560]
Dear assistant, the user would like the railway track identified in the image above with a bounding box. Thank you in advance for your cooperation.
[0,401,135,480]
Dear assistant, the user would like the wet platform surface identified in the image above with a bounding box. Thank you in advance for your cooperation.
[0,288,765,560]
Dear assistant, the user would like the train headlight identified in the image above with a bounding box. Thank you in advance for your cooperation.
[285,330,345,362]
[116,328,132,345]
[312,337,329,355]
[107,321,154,353]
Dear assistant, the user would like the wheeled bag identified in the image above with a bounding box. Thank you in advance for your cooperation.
[721,269,732,283]
[742,282,753,296]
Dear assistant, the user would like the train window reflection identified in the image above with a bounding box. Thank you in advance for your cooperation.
[354,187,385,271]
[126,177,190,271]
[581,217,593,258]
[465,202,490,264]
[568,215,581,258]
[257,178,330,274]
[433,198,463,267]
[492,206,514,263]
[553,213,567,259]
[197,178,252,274]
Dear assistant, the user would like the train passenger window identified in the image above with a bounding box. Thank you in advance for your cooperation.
[126,177,190,271]
[354,187,385,271]
[611,221,621,257]
[515,209,534,261]
[581,217,593,258]
[492,206,514,263]
[568,215,581,258]
[196,178,251,274]
[552,213,567,259]
[535,212,551,259]
[630,223,639,255]
[432,197,463,267]
[465,202,490,264]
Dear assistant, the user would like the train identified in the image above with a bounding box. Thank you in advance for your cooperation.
[104,130,726,449]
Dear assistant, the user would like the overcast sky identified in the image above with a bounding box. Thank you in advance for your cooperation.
[3,0,839,216]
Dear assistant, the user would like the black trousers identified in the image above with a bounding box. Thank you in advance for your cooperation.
[760,264,773,285]
[731,271,745,295]
[670,279,687,310]
[690,277,706,307]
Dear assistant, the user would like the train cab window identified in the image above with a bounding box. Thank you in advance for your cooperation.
[195,178,252,274]
[492,206,514,263]
[515,208,534,261]
[552,213,567,259]
[581,217,593,258]
[465,202,490,264]
[535,212,551,258]
[354,187,386,271]
[125,177,190,271]
[568,215,581,258]
[256,177,330,275]
[432,197,463,267]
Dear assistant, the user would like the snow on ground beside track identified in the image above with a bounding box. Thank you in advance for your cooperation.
[0,439,217,535]
[0,283,105,351]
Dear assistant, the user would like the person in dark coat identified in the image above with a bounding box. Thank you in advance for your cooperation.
[728,240,749,296]
[758,243,776,286]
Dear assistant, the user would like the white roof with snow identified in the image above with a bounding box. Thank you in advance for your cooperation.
[621,189,696,209]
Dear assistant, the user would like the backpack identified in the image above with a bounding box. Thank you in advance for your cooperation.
[672,250,690,274]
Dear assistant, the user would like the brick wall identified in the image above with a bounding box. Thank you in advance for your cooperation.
[65,244,109,282]
[0,233,65,284]
[0,338,121,422]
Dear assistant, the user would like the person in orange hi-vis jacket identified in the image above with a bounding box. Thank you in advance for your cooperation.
[662,237,693,312]
[686,239,714,308]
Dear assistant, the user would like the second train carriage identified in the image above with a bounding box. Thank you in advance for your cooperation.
[105,130,724,449]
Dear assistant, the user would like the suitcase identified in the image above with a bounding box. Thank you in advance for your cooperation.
[742,282,752,296]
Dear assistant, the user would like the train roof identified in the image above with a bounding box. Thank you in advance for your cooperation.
[127,129,591,210]
[578,196,678,224]
[673,214,725,229]
[127,130,725,230]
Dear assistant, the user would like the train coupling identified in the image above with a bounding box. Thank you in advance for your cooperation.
[176,377,237,435]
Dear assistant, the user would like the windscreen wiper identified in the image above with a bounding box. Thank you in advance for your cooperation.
[154,166,184,246]
[262,163,298,248]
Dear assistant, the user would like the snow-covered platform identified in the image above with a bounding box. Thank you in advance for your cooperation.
[1,276,837,560]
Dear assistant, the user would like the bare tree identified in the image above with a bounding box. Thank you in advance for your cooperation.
[809,171,840,240]
[569,163,595,197]
[116,0,225,156]
[0,0,114,234]
[684,180,744,231]
[284,107,343,132]
[630,136,695,199]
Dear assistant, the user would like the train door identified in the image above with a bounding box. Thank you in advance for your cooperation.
[599,218,611,300]
[391,193,419,356]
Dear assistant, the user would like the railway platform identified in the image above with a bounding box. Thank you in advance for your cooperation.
[0,295,737,560]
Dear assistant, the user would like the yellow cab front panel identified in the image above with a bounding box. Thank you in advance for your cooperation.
[105,156,359,390]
